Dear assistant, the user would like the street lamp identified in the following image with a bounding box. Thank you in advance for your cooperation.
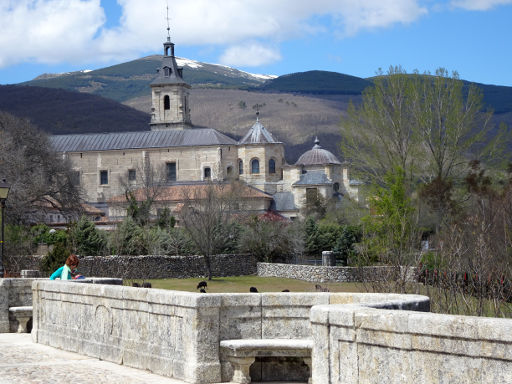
[0,178,11,278]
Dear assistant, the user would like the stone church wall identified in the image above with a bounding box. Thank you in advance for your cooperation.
[69,144,235,203]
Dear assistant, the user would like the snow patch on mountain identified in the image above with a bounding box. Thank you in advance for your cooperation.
[175,57,203,69]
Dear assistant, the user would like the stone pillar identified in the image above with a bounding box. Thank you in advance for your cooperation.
[322,251,336,266]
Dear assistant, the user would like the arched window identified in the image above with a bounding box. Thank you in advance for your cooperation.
[238,159,243,175]
[164,95,170,110]
[204,167,211,179]
[251,158,260,174]
[164,66,171,77]
[333,182,340,192]
[269,159,276,174]
[227,166,233,176]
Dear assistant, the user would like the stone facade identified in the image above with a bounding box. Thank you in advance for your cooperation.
[238,142,285,193]
[258,262,417,283]
[68,144,239,204]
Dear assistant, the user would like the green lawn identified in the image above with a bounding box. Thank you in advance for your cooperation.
[125,276,365,294]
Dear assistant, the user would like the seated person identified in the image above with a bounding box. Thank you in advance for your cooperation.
[50,254,79,280]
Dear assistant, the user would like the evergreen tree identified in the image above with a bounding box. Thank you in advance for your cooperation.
[68,216,107,256]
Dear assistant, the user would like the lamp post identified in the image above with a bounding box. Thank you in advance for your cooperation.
[0,178,11,278]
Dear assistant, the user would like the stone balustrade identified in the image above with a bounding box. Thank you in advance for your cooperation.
[311,302,512,383]
[29,279,512,383]
[32,280,430,383]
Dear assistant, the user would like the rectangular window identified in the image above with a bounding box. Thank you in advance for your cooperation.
[306,187,318,203]
[100,170,108,185]
[166,162,176,182]
[128,169,136,181]
[70,171,80,186]
[204,167,211,179]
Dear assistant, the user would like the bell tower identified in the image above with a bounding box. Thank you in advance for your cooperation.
[149,19,191,130]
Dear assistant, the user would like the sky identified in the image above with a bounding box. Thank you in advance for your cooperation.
[1,0,512,86]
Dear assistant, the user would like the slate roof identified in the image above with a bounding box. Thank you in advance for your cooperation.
[293,171,332,186]
[50,129,237,152]
[295,137,341,166]
[239,117,280,145]
[272,192,297,211]
[150,40,189,87]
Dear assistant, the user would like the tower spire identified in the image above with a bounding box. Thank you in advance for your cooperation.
[149,2,191,130]
[166,2,171,42]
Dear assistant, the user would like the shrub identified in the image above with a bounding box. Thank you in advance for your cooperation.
[68,216,107,256]
[108,217,146,255]
[333,225,362,266]
[30,224,67,246]
[41,242,71,276]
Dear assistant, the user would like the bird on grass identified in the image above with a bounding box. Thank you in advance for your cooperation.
[315,284,329,292]
[249,286,258,293]
[197,281,207,290]
[199,288,207,293]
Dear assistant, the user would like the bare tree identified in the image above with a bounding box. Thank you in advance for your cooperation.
[178,180,244,280]
[0,112,82,224]
[117,157,165,226]
[423,163,512,317]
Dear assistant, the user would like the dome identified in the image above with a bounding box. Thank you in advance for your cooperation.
[295,137,341,166]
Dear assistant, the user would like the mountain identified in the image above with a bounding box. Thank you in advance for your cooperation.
[257,70,372,95]
[9,57,512,163]
[0,85,149,134]
[25,56,275,102]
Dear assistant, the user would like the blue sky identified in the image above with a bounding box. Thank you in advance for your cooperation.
[1,0,512,86]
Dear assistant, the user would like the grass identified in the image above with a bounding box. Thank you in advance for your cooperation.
[125,276,365,294]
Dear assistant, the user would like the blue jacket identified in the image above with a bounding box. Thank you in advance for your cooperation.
[49,265,72,280]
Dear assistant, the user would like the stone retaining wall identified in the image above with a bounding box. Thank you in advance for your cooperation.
[9,254,256,279]
[257,262,417,283]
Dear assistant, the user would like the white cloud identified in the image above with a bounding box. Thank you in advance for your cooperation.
[0,0,428,69]
[451,0,512,10]
[219,43,282,67]
[0,0,105,67]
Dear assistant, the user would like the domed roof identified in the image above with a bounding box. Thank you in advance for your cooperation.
[295,137,341,166]
[239,113,278,144]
